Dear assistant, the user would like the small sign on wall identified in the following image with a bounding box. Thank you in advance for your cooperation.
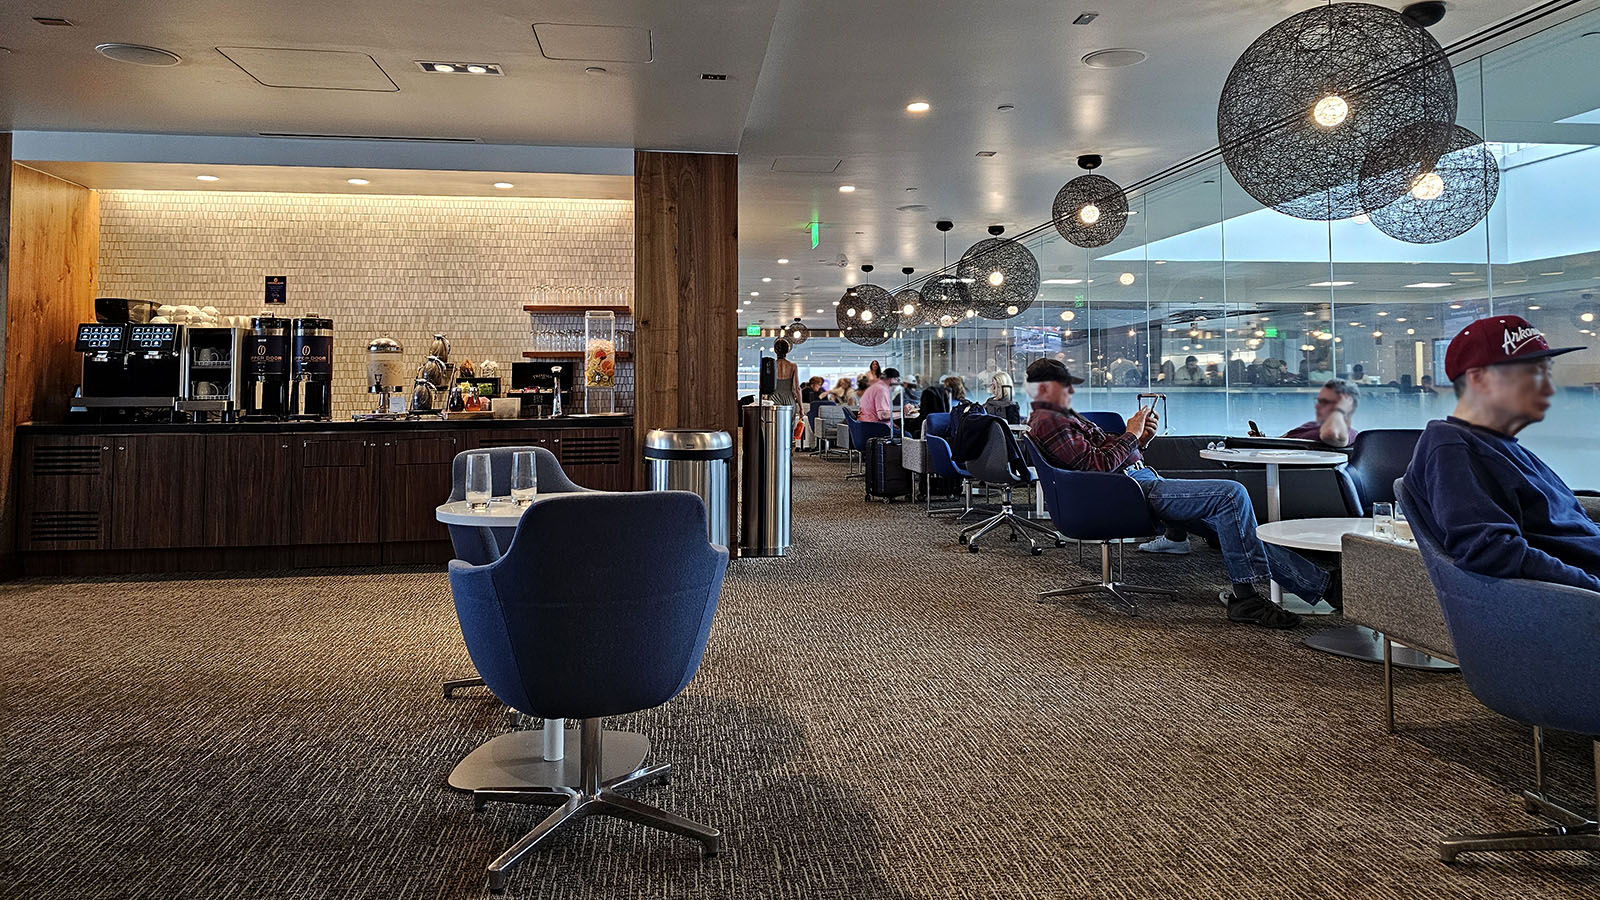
[265,275,287,305]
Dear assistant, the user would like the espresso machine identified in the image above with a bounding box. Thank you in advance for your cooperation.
[74,322,184,421]
[241,314,290,419]
[178,327,246,421]
[289,315,334,420]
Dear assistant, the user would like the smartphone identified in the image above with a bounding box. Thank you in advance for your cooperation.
[1248,419,1261,436]
[1136,392,1168,435]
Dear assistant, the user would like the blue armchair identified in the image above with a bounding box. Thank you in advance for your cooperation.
[1024,439,1175,614]
[1079,410,1126,434]
[923,412,976,518]
[1404,481,1600,863]
[443,446,590,699]
[841,405,891,477]
[449,490,728,891]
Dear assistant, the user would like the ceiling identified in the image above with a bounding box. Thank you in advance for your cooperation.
[21,161,633,199]
[0,0,1584,327]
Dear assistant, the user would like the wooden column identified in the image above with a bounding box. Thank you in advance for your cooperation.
[1,157,100,573]
[633,151,738,504]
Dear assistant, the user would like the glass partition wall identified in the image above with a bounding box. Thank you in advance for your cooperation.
[887,8,1600,480]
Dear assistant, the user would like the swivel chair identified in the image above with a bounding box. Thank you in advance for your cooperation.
[1342,429,1422,515]
[841,406,891,478]
[443,446,590,698]
[959,420,1063,554]
[1079,410,1126,434]
[449,490,728,892]
[1024,439,1175,614]
[923,412,975,518]
[1406,482,1600,864]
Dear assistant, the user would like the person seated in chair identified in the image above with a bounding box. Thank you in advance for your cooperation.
[1143,378,1359,555]
[857,367,900,424]
[1025,358,1336,628]
[1405,315,1600,592]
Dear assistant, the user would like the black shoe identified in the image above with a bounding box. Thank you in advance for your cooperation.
[1321,568,1343,611]
[1224,593,1303,629]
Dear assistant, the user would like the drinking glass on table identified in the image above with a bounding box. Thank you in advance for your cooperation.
[465,452,492,510]
[1373,502,1396,539]
[1392,505,1413,542]
[511,450,538,507]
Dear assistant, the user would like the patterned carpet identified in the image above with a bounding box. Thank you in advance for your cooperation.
[1,454,1596,899]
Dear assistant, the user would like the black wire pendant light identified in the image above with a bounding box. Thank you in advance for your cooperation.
[920,221,972,328]
[1217,2,1457,221]
[840,266,898,347]
[958,230,1040,320]
[784,317,811,345]
[1052,174,1129,248]
[893,266,923,329]
[1359,122,1499,244]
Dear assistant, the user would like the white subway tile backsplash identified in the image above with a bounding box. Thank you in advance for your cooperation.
[96,190,634,418]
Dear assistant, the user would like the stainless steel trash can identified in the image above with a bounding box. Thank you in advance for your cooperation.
[740,403,793,557]
[643,428,733,547]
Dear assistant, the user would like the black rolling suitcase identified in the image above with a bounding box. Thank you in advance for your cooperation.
[865,436,913,501]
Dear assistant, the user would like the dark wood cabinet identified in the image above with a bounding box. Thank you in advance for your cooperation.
[15,423,632,573]
[297,436,380,544]
[17,436,112,550]
[108,435,207,549]
[201,435,297,547]
[378,433,460,543]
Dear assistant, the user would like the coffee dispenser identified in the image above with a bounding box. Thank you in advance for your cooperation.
[242,315,291,419]
[289,315,334,420]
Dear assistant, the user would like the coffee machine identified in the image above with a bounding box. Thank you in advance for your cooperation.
[74,322,184,421]
[241,314,290,419]
[289,315,334,420]
[178,327,246,421]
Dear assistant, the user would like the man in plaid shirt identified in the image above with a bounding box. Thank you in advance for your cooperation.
[1024,358,1336,628]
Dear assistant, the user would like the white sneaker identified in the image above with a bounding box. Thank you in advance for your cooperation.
[1137,535,1191,554]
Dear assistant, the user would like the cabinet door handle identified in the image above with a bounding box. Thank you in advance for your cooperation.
[281,444,290,449]
[116,446,126,451]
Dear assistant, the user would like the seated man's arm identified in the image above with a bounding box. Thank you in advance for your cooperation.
[1420,444,1600,593]
[1034,415,1140,473]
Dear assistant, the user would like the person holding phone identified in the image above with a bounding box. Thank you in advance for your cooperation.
[1026,359,1334,628]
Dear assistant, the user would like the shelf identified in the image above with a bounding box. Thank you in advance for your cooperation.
[523,305,632,315]
[522,351,633,360]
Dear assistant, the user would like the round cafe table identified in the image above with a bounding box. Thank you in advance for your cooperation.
[1256,517,1457,671]
[1200,447,1348,615]
[435,498,650,791]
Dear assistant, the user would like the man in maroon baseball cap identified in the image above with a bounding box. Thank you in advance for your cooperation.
[1403,315,1600,591]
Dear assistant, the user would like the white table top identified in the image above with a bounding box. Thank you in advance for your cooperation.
[1200,447,1348,467]
[1256,517,1373,552]
[1008,423,1031,433]
[436,498,537,526]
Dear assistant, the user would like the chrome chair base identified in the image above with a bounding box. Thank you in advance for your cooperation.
[473,718,719,893]
[1439,734,1599,864]
[958,488,1064,555]
[444,676,486,697]
[1038,541,1175,614]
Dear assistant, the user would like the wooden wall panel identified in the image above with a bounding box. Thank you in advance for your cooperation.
[2,161,100,570]
[633,151,738,503]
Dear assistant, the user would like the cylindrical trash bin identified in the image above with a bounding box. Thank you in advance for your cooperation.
[740,403,793,557]
[643,428,733,547]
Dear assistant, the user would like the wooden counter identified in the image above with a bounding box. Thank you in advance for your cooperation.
[14,417,634,576]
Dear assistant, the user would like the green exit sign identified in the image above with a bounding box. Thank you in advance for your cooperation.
[746,324,762,336]
[1263,327,1279,338]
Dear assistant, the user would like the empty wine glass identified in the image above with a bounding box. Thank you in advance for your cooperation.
[465,453,492,510]
[511,451,537,506]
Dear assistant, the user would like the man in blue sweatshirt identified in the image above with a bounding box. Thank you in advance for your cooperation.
[1405,315,1600,592]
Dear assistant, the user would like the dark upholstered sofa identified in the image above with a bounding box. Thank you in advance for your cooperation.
[1141,435,1359,521]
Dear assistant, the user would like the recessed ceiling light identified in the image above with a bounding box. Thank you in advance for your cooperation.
[1082,48,1148,68]
[743,300,751,305]
[347,178,370,185]
[1154,260,1167,265]
[1377,311,1389,316]
[492,182,514,189]
[832,300,840,306]
[1449,271,1475,276]
[195,175,220,182]
[1405,281,1452,288]
[777,258,789,264]
[838,184,856,193]
[95,43,182,67]
[815,309,823,313]
[1307,281,1354,287]
[419,61,502,75]
[975,150,998,158]
[906,101,931,114]
[750,291,759,296]
[1527,304,1542,310]
[1539,271,1565,276]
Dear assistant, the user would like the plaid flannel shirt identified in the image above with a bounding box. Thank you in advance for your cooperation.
[1026,401,1142,472]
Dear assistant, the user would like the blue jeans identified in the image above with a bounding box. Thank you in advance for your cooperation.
[1126,468,1330,602]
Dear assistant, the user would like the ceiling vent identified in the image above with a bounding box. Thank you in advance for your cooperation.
[771,156,842,174]
[218,47,398,91]
[533,24,653,62]
[1072,12,1100,25]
